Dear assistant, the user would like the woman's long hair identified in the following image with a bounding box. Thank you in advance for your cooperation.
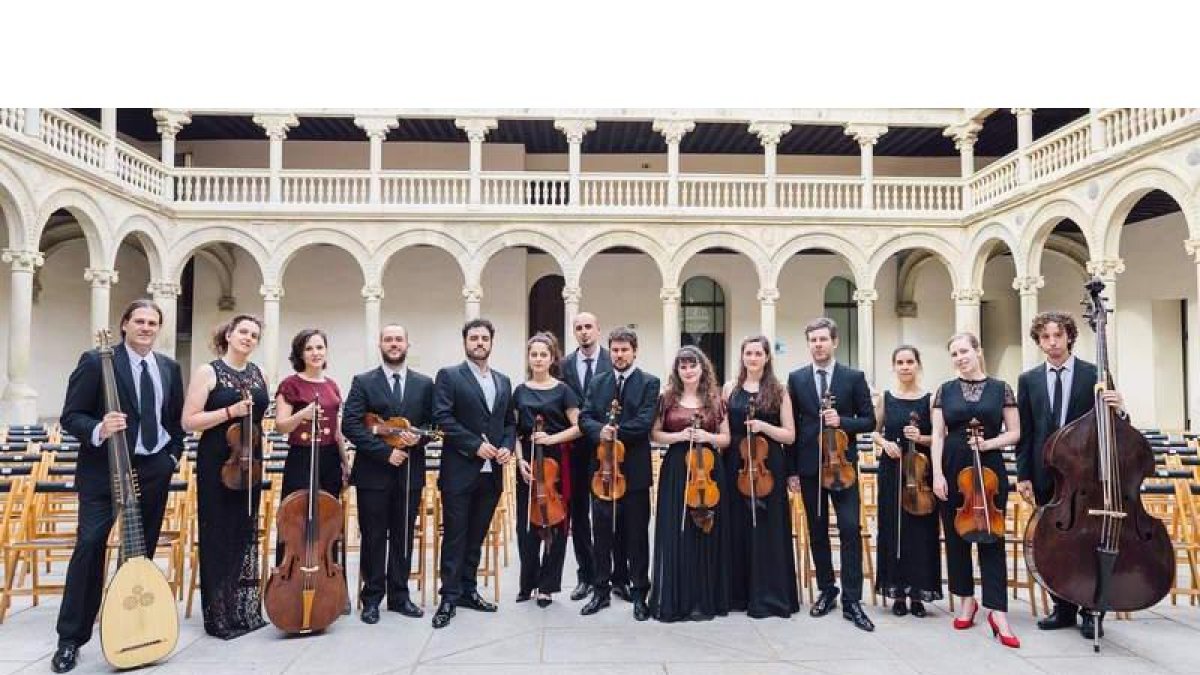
[663,345,721,422]
[734,335,783,413]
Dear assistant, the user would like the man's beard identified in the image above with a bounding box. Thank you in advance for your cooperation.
[382,350,407,366]
[467,347,491,362]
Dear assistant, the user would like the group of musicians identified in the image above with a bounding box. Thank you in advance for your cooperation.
[47,298,1128,672]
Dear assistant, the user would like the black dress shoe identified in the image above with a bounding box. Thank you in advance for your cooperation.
[612,584,633,602]
[432,601,456,629]
[570,582,593,601]
[1080,611,1105,640]
[909,600,927,618]
[1037,607,1078,630]
[361,604,381,624]
[516,591,532,603]
[50,644,78,673]
[843,601,875,632]
[809,589,838,617]
[580,592,610,616]
[633,597,650,622]
[891,598,908,616]
[458,591,498,612]
[388,598,424,618]
[536,594,553,608]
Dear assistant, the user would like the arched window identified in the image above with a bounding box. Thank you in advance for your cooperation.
[681,276,727,379]
[527,274,565,347]
[823,276,858,368]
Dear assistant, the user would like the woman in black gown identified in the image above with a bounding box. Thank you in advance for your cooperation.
[722,335,798,618]
[649,345,731,622]
[513,333,581,607]
[871,345,941,618]
[182,314,269,639]
[931,332,1021,648]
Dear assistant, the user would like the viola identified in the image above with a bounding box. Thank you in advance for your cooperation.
[683,413,720,534]
[737,395,774,526]
[819,392,855,492]
[528,414,567,541]
[264,394,347,634]
[591,400,627,502]
[221,388,263,495]
[1025,278,1173,650]
[953,418,1004,544]
[900,410,936,517]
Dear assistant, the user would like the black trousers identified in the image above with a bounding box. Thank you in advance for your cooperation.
[590,488,649,597]
[56,451,175,647]
[1034,482,1079,617]
[799,473,864,603]
[515,477,569,594]
[568,444,594,585]
[940,502,1007,611]
[438,472,501,604]
[357,480,422,607]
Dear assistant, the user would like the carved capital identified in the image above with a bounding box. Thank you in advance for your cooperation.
[756,287,780,305]
[259,283,285,302]
[454,118,498,143]
[1185,239,1200,264]
[554,119,597,145]
[652,119,695,145]
[895,301,919,318]
[2,248,44,273]
[951,287,984,305]
[83,268,119,288]
[660,286,682,303]
[354,115,400,140]
[1085,258,1125,282]
[844,123,889,147]
[152,109,192,138]
[252,113,300,141]
[1010,108,1035,117]
[561,285,583,304]
[943,121,983,151]
[146,280,182,298]
[1011,275,1045,295]
[462,285,484,303]
[218,294,237,311]
[852,288,879,304]
[361,284,385,302]
[748,121,792,147]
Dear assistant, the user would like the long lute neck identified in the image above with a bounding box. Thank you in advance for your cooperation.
[99,349,147,563]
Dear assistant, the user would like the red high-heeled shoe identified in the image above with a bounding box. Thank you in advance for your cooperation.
[988,611,1021,648]
[952,599,978,629]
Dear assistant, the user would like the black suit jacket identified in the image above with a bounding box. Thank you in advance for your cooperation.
[342,367,435,491]
[578,367,661,491]
[1016,358,1098,495]
[432,362,516,495]
[561,347,613,401]
[60,346,186,495]
[787,363,875,478]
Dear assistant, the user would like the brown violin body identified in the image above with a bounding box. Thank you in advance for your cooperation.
[737,396,774,499]
[221,393,263,491]
[818,392,854,492]
[900,412,935,516]
[591,400,627,501]
[683,414,720,534]
[954,419,1004,544]
[364,413,443,449]
[529,415,567,535]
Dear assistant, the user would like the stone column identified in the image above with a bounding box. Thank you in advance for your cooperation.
[463,284,483,320]
[845,124,888,210]
[259,283,284,389]
[944,121,982,208]
[253,113,299,204]
[362,284,384,371]
[896,301,919,345]
[355,115,399,204]
[1014,108,1034,183]
[1186,240,1200,430]
[1090,107,1107,153]
[758,286,780,346]
[455,118,498,205]
[22,108,39,138]
[661,286,682,370]
[652,119,695,207]
[554,119,596,206]
[147,280,181,358]
[1,248,44,423]
[152,109,191,200]
[1086,258,1125,377]
[749,122,791,208]
[84,268,119,335]
[1013,275,1045,369]
[562,284,582,347]
[101,108,118,173]
[952,287,984,335]
[854,288,878,385]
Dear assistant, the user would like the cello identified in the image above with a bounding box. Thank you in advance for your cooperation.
[527,414,567,542]
[682,413,720,534]
[737,395,774,527]
[264,394,348,634]
[954,418,1004,544]
[1025,278,1174,651]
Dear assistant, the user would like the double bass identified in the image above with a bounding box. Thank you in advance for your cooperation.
[264,394,347,634]
[682,413,720,534]
[953,418,1004,544]
[737,395,774,527]
[527,414,567,542]
[1025,278,1174,651]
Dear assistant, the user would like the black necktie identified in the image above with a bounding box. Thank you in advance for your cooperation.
[1050,367,1064,431]
[583,357,594,392]
[817,368,829,399]
[139,360,158,452]
[615,372,626,402]
[392,372,405,410]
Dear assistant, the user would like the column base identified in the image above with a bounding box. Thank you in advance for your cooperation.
[1,383,39,425]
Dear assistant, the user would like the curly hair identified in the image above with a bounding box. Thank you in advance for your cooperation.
[1029,311,1078,350]
[663,345,721,421]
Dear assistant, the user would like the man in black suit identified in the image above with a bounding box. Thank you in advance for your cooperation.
[52,299,186,673]
[786,317,876,632]
[577,327,660,621]
[431,318,516,628]
[341,324,435,623]
[559,311,616,601]
[1017,310,1126,640]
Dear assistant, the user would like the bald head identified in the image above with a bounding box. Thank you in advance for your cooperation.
[573,312,600,352]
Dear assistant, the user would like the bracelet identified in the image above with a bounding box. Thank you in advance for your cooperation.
[224,406,232,421]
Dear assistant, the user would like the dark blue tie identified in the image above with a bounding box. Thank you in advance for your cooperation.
[1051,367,1064,431]
[139,360,158,451]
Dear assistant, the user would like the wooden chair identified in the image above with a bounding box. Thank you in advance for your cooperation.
[858,467,877,605]
[1170,477,1200,605]
[789,492,815,603]
[0,457,75,618]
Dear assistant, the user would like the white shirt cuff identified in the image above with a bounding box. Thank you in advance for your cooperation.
[91,422,104,447]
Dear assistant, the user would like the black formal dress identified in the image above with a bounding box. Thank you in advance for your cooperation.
[725,386,799,618]
[560,347,614,587]
[196,359,268,639]
[874,392,942,602]
[936,377,1014,611]
[513,382,580,596]
[649,401,731,622]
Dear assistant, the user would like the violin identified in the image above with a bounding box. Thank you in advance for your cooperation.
[528,414,567,541]
[953,418,1004,544]
[819,392,854,492]
[900,410,936,517]
[737,395,774,526]
[1025,278,1173,650]
[591,400,627,502]
[264,394,347,634]
[221,388,264,495]
[682,413,720,534]
[364,413,443,450]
